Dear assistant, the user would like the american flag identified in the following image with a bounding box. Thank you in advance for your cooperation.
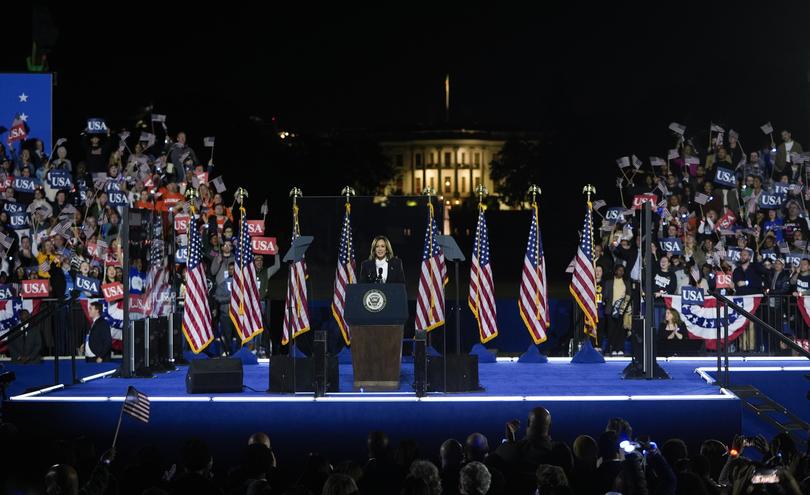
[229,208,264,344]
[144,215,170,318]
[181,214,214,353]
[415,202,447,332]
[518,203,549,344]
[282,205,310,344]
[331,202,356,345]
[122,386,150,423]
[0,231,12,251]
[569,201,598,338]
[51,218,74,239]
[468,205,498,343]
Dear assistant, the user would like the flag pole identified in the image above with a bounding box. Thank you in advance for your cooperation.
[235,188,248,319]
[528,185,542,320]
[582,184,597,345]
[110,390,128,451]
[340,186,356,283]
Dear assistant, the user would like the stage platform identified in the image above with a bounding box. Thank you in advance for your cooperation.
[3,357,807,462]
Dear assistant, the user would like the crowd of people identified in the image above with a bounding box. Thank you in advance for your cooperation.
[591,127,810,356]
[0,122,279,360]
[2,406,808,494]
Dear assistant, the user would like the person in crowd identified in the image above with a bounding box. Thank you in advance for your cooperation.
[774,129,803,179]
[458,462,490,495]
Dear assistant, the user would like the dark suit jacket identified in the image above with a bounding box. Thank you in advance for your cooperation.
[88,317,112,361]
[359,258,405,284]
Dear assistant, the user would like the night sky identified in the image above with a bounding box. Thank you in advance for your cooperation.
[4,3,810,279]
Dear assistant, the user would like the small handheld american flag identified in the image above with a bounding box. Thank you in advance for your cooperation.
[111,386,150,452]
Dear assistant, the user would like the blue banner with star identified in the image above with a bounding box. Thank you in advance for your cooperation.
[0,73,53,153]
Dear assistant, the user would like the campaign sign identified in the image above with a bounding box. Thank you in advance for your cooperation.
[86,241,106,260]
[681,286,705,307]
[785,253,804,267]
[716,210,737,231]
[75,275,101,294]
[78,186,89,204]
[760,250,777,262]
[726,247,742,263]
[102,282,124,302]
[0,175,12,191]
[104,180,122,192]
[47,169,73,190]
[174,214,190,234]
[758,193,784,209]
[13,176,36,193]
[9,212,28,228]
[714,272,732,289]
[175,246,188,264]
[251,236,278,255]
[632,194,657,209]
[0,284,15,300]
[659,237,683,255]
[130,294,148,314]
[21,279,50,298]
[246,220,265,236]
[104,252,122,267]
[107,190,128,207]
[86,118,108,134]
[3,202,24,214]
[773,182,789,196]
[714,167,736,188]
[194,171,208,185]
[605,207,625,222]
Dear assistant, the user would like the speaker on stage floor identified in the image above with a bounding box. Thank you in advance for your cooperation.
[186,358,244,393]
[427,355,481,392]
[269,355,339,393]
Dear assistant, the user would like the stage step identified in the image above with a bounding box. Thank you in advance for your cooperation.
[728,385,809,445]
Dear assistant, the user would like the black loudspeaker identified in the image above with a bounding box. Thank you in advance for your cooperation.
[186,358,244,393]
[269,356,339,393]
[427,355,481,392]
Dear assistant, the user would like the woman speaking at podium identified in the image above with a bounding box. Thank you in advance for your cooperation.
[359,236,405,283]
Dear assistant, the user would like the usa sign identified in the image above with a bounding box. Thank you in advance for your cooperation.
[21,279,50,298]
[251,236,278,255]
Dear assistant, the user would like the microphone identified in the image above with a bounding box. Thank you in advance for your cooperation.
[377,267,384,283]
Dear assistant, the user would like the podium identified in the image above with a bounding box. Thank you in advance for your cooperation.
[344,283,408,391]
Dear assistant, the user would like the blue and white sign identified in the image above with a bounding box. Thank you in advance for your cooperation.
[605,207,625,222]
[785,252,805,267]
[658,237,683,255]
[9,212,28,228]
[3,202,24,214]
[758,193,784,209]
[106,190,128,207]
[86,118,108,134]
[0,284,15,300]
[12,176,36,193]
[47,169,73,190]
[714,167,736,188]
[681,286,705,307]
[75,275,101,294]
[760,249,777,262]
[175,246,188,264]
[104,180,122,192]
[726,247,742,263]
[773,182,789,196]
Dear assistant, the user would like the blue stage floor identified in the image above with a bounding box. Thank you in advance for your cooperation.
[3,357,806,463]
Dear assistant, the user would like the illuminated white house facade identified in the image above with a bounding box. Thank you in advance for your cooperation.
[379,130,506,199]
